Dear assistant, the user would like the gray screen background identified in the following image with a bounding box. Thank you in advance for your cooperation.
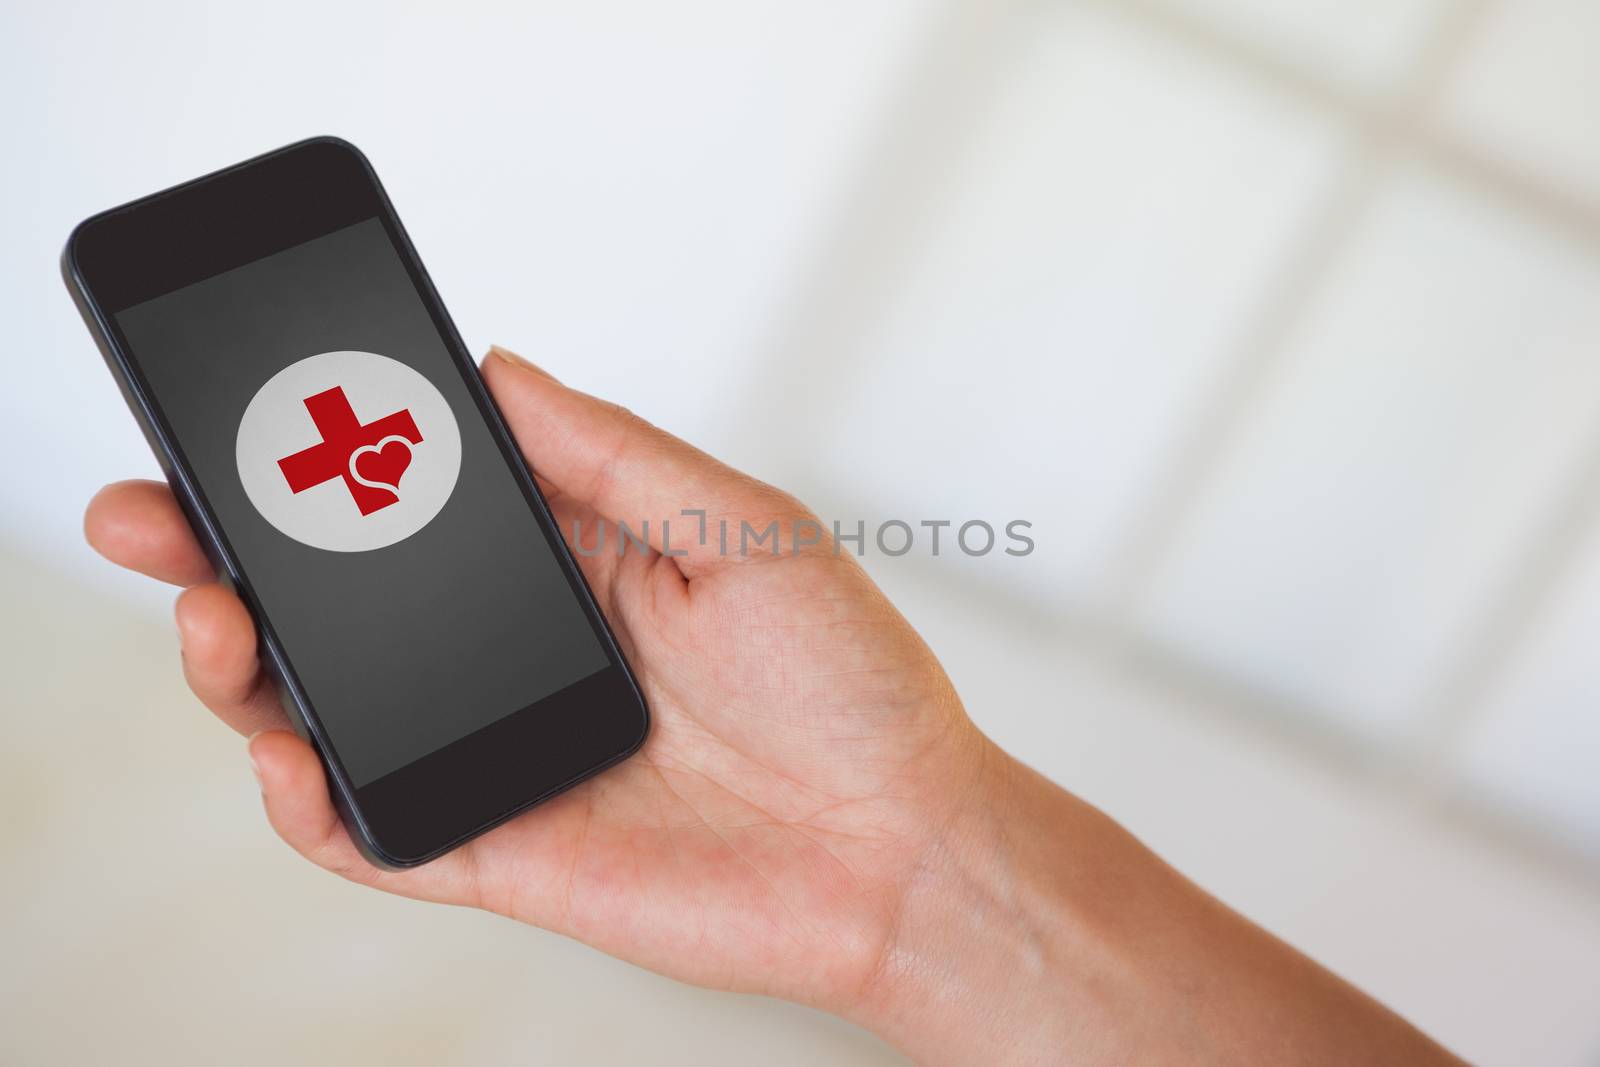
[117,219,608,786]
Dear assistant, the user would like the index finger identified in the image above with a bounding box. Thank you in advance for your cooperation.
[85,479,214,587]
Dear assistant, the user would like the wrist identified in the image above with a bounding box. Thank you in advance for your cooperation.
[845,740,1089,1064]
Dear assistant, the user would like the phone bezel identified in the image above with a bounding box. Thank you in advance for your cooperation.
[63,137,649,868]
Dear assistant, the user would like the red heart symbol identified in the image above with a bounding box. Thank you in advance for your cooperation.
[350,436,414,497]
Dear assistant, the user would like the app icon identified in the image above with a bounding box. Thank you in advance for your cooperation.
[236,351,462,552]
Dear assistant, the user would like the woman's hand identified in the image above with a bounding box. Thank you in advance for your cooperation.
[84,347,1462,1065]
[86,348,991,1014]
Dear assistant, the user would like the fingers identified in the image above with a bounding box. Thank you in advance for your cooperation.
[248,731,477,905]
[85,480,212,587]
[249,730,374,881]
[176,583,288,735]
[87,483,284,735]
[482,346,807,576]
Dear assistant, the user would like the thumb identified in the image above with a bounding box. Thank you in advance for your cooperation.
[480,347,803,575]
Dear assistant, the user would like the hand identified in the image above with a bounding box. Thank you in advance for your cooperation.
[86,347,991,1016]
[86,347,1463,1065]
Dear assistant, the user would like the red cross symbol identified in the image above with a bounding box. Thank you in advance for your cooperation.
[276,386,423,515]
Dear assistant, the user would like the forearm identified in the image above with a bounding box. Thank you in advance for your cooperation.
[850,743,1463,1066]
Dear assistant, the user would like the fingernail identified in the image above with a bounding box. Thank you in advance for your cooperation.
[488,344,555,380]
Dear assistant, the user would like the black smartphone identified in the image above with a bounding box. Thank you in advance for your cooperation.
[63,136,649,868]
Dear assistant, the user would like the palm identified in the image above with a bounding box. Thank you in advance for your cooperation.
[435,488,968,1004]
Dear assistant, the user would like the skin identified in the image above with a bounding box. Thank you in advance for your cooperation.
[85,347,1465,1065]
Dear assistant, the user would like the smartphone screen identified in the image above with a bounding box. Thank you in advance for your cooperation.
[66,139,647,865]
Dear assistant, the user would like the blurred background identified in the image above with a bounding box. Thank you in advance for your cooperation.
[3,0,1598,1063]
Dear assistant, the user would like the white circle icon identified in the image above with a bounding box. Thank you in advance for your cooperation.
[236,351,462,552]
